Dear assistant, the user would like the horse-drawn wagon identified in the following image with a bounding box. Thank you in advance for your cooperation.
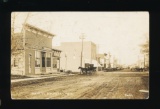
[78,64,97,75]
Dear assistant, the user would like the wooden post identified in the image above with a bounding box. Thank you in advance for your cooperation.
[59,56,60,72]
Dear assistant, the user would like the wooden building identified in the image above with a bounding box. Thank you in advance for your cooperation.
[11,23,61,75]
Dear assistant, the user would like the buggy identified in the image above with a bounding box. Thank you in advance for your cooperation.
[78,64,97,75]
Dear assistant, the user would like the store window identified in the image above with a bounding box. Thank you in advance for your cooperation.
[47,53,51,67]
[35,51,40,67]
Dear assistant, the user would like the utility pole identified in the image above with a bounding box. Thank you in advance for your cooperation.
[108,52,111,68]
[79,34,85,67]
[21,12,30,33]
[144,54,145,72]
[138,55,139,68]
[65,53,67,72]
[22,12,30,75]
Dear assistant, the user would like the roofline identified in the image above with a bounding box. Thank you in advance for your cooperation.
[23,23,55,37]
[52,48,62,52]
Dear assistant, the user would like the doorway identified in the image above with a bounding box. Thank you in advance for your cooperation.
[41,52,46,73]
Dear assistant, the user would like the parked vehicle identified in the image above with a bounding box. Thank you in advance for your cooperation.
[130,67,149,72]
[78,64,97,75]
[103,67,122,72]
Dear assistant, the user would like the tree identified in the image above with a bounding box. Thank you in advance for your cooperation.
[140,34,149,69]
[140,33,149,54]
[140,37,149,54]
[11,12,32,55]
[11,12,30,68]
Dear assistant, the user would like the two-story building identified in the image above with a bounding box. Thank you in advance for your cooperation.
[11,23,61,75]
[54,41,101,72]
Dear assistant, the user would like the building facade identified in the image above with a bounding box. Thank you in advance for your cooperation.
[11,23,61,75]
[96,53,107,70]
[55,41,100,72]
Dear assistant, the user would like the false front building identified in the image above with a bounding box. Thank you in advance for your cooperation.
[11,23,61,75]
[54,41,101,72]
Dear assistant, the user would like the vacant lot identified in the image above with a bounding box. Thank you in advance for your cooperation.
[11,71,149,99]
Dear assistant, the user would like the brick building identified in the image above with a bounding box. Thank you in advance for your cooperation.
[11,23,61,75]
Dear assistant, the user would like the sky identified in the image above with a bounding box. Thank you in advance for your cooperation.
[12,12,149,65]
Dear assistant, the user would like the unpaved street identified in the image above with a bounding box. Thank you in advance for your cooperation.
[11,71,149,99]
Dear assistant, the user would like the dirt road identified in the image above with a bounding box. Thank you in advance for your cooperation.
[11,71,149,99]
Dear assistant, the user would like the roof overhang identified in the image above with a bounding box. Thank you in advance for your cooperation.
[52,48,62,52]
[23,23,55,38]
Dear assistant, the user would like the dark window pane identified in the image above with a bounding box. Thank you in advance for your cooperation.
[42,57,45,67]
[47,58,51,67]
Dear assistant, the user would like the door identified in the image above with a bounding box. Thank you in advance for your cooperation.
[41,52,46,73]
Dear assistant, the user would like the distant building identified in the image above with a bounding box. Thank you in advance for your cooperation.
[96,53,107,70]
[54,41,101,72]
[11,23,61,75]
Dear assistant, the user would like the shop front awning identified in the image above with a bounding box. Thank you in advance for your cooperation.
[52,48,61,57]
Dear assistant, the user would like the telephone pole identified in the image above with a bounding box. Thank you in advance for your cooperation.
[65,53,67,72]
[21,12,30,33]
[144,54,145,71]
[79,34,85,67]
[108,52,111,68]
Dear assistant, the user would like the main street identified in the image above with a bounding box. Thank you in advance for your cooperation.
[11,70,149,99]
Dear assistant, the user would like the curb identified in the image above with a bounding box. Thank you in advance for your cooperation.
[11,73,77,87]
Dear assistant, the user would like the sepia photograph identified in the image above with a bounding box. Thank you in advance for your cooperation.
[11,12,149,99]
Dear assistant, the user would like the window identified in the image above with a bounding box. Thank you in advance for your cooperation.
[35,51,40,67]
[53,58,57,68]
[14,58,19,67]
[47,53,51,67]
[41,52,45,67]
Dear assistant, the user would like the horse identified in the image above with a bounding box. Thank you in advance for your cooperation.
[78,66,97,75]
[78,67,87,74]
